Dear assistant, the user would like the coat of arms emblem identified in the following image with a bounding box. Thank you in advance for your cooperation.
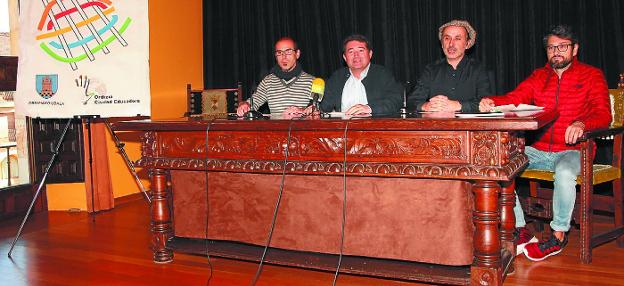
[36,74,58,99]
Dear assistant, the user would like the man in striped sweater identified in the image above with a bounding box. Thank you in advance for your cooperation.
[480,25,611,261]
[236,37,315,117]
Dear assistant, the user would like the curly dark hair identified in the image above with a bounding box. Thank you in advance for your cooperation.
[542,25,578,47]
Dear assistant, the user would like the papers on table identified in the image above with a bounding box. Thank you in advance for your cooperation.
[328,111,346,118]
[455,104,544,118]
[455,112,506,118]
[493,104,544,112]
[324,112,372,119]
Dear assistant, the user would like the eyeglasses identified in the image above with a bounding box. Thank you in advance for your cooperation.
[546,43,573,53]
[275,49,296,57]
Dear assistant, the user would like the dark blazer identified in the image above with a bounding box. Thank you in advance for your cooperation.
[320,64,403,115]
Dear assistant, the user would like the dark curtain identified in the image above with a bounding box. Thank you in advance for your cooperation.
[204,0,624,97]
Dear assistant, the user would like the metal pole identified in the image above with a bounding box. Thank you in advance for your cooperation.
[105,121,151,204]
[84,117,97,222]
[8,118,73,257]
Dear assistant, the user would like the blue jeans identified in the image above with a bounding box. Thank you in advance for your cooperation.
[515,146,580,232]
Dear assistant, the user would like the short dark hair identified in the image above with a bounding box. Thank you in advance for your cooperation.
[276,37,298,50]
[342,34,371,53]
[542,25,578,47]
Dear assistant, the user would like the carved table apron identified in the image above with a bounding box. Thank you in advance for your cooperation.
[112,112,556,286]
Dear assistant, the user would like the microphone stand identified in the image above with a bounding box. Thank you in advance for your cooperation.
[314,94,322,114]
[312,93,330,119]
[243,94,262,120]
[400,81,410,118]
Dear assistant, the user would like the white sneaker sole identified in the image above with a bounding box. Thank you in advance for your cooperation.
[516,236,538,256]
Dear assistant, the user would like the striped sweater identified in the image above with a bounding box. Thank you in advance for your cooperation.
[249,72,314,114]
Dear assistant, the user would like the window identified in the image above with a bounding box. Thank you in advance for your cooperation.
[1,0,30,189]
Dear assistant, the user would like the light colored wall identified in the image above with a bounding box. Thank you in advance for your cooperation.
[46,0,204,210]
[8,0,18,55]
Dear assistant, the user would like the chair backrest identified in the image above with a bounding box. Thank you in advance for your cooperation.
[186,83,243,116]
[608,73,624,128]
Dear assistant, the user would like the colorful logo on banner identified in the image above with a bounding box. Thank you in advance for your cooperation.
[35,74,59,99]
[35,0,132,71]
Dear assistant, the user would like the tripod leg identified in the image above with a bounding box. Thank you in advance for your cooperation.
[8,118,73,258]
[84,117,96,222]
[104,121,151,204]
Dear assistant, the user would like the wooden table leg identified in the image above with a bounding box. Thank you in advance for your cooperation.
[151,168,173,263]
[471,180,502,286]
[500,180,516,258]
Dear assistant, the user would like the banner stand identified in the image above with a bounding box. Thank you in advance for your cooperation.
[76,114,100,222]
[7,115,152,258]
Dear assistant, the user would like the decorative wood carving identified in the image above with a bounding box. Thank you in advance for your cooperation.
[134,130,536,180]
[472,131,499,166]
[137,154,527,181]
[141,131,157,159]
[134,128,527,181]
[156,131,469,163]
[471,267,502,286]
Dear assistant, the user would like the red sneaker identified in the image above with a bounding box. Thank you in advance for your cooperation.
[514,227,537,256]
[523,234,568,261]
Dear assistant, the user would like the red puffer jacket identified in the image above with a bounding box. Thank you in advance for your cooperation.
[487,58,611,152]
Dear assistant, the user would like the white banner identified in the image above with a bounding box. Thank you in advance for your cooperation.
[15,0,150,118]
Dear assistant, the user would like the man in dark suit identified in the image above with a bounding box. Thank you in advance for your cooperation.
[320,34,402,116]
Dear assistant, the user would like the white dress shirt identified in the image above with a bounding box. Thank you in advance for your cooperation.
[341,64,370,112]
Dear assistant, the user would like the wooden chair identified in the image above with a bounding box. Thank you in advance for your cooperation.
[518,76,624,263]
[186,83,243,116]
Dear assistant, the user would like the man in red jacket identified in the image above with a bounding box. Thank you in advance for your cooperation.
[480,25,611,261]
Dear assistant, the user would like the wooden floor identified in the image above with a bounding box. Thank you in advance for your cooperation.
[1,198,623,286]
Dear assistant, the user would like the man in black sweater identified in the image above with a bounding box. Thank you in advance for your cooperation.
[320,34,402,116]
[407,20,491,113]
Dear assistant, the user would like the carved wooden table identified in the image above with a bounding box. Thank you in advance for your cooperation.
[112,111,555,286]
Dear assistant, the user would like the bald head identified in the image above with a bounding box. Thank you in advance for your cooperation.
[274,37,301,72]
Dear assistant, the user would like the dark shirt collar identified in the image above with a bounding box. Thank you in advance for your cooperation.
[445,56,469,71]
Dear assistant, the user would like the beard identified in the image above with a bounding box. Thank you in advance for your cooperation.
[549,56,572,69]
